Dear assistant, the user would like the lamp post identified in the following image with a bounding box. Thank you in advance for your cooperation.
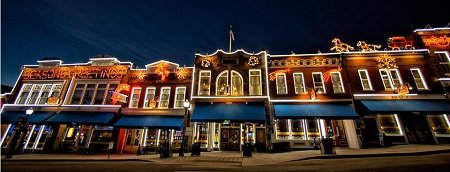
[179,99,190,156]
[5,107,34,159]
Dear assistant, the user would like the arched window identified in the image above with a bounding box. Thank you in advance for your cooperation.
[215,70,243,96]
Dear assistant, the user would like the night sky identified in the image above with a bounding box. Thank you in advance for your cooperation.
[2,0,449,86]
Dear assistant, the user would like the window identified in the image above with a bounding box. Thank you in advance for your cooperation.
[358,69,373,91]
[331,72,345,93]
[312,72,326,93]
[276,73,287,94]
[378,114,403,136]
[291,119,306,140]
[129,87,142,108]
[293,73,306,94]
[174,87,186,108]
[436,52,450,74]
[15,83,63,105]
[306,119,320,139]
[249,70,262,95]
[69,81,118,105]
[159,87,171,108]
[379,69,402,90]
[230,71,243,96]
[216,71,228,96]
[143,87,156,108]
[410,68,428,90]
[427,114,450,136]
[198,71,211,96]
[276,119,289,139]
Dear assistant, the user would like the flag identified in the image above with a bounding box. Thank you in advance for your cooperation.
[229,28,235,41]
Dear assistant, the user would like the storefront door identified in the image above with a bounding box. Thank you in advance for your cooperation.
[400,114,435,144]
[220,127,240,151]
[255,128,266,152]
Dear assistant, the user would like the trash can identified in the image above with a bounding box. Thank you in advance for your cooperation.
[191,143,201,156]
[243,143,252,157]
[320,138,335,154]
[159,143,171,158]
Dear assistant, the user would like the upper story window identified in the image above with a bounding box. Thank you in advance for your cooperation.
[159,87,171,108]
[69,81,118,105]
[216,71,228,96]
[379,69,402,90]
[230,71,243,96]
[293,73,306,94]
[312,72,326,93]
[15,83,63,105]
[276,73,287,95]
[331,72,345,93]
[358,69,373,91]
[436,52,450,74]
[129,87,142,108]
[198,70,211,96]
[143,87,156,108]
[249,70,262,96]
[174,87,186,108]
[410,68,428,90]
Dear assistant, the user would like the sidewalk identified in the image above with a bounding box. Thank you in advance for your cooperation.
[2,144,450,167]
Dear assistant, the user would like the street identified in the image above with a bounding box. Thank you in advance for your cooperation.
[2,153,450,172]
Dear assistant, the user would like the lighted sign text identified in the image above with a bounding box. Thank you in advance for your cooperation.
[22,66,128,80]
[421,35,450,49]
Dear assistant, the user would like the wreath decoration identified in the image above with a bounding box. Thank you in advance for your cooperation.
[248,56,259,66]
[201,59,211,68]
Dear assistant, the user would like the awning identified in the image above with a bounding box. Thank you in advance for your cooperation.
[45,111,116,125]
[273,104,359,119]
[114,115,183,130]
[191,103,267,123]
[360,100,450,113]
[1,111,55,124]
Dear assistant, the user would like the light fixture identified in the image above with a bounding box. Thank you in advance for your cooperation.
[26,108,34,115]
[183,99,190,108]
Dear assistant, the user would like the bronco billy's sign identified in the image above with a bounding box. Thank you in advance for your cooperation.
[22,65,129,80]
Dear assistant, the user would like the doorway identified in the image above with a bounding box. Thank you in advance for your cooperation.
[400,114,435,144]
[220,127,240,151]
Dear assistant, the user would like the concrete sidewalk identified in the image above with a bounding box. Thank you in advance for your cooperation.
[2,144,450,167]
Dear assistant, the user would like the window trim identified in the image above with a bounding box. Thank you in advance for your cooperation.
[143,86,156,109]
[15,84,33,104]
[215,70,229,96]
[330,72,345,93]
[69,80,119,105]
[174,86,186,109]
[293,72,306,94]
[249,69,262,96]
[410,68,429,90]
[158,87,171,109]
[389,69,403,88]
[275,73,288,95]
[198,70,211,96]
[129,87,142,108]
[358,69,373,91]
[312,72,326,94]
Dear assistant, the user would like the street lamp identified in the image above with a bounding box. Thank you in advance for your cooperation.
[179,99,190,156]
[5,107,34,159]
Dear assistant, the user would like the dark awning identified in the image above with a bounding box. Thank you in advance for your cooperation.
[45,111,116,125]
[273,104,359,119]
[114,115,183,130]
[360,100,450,113]
[1,111,55,124]
[191,103,267,123]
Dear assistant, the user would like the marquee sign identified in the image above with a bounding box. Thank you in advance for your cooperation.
[22,65,128,80]
[421,35,450,49]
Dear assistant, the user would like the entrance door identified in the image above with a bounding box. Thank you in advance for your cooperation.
[220,128,240,151]
[400,114,435,144]
[363,118,380,146]
[255,128,266,152]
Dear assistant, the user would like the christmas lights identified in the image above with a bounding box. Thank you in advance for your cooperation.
[322,66,342,83]
[376,54,398,69]
[330,38,354,52]
[155,63,170,81]
[357,41,381,52]
[387,36,414,50]
[201,59,211,68]
[176,68,189,80]
[269,68,292,81]
[248,56,259,66]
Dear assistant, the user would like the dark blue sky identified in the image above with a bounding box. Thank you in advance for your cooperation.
[2,0,449,86]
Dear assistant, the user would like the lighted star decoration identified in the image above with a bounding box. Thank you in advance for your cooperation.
[330,38,354,52]
[136,71,146,81]
[155,63,170,81]
[248,56,259,66]
[376,54,398,69]
[323,66,342,83]
[357,41,381,52]
[176,68,189,80]
[269,68,292,81]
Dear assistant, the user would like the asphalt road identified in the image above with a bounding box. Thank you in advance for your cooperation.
[2,153,450,172]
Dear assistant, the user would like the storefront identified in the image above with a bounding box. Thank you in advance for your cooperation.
[190,103,267,152]
[272,103,360,149]
[357,100,450,144]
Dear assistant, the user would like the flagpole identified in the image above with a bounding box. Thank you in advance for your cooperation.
[229,25,232,52]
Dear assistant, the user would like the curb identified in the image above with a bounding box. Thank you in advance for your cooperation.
[1,158,154,162]
[290,149,450,162]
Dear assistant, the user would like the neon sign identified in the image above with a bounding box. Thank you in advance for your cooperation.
[22,65,128,80]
